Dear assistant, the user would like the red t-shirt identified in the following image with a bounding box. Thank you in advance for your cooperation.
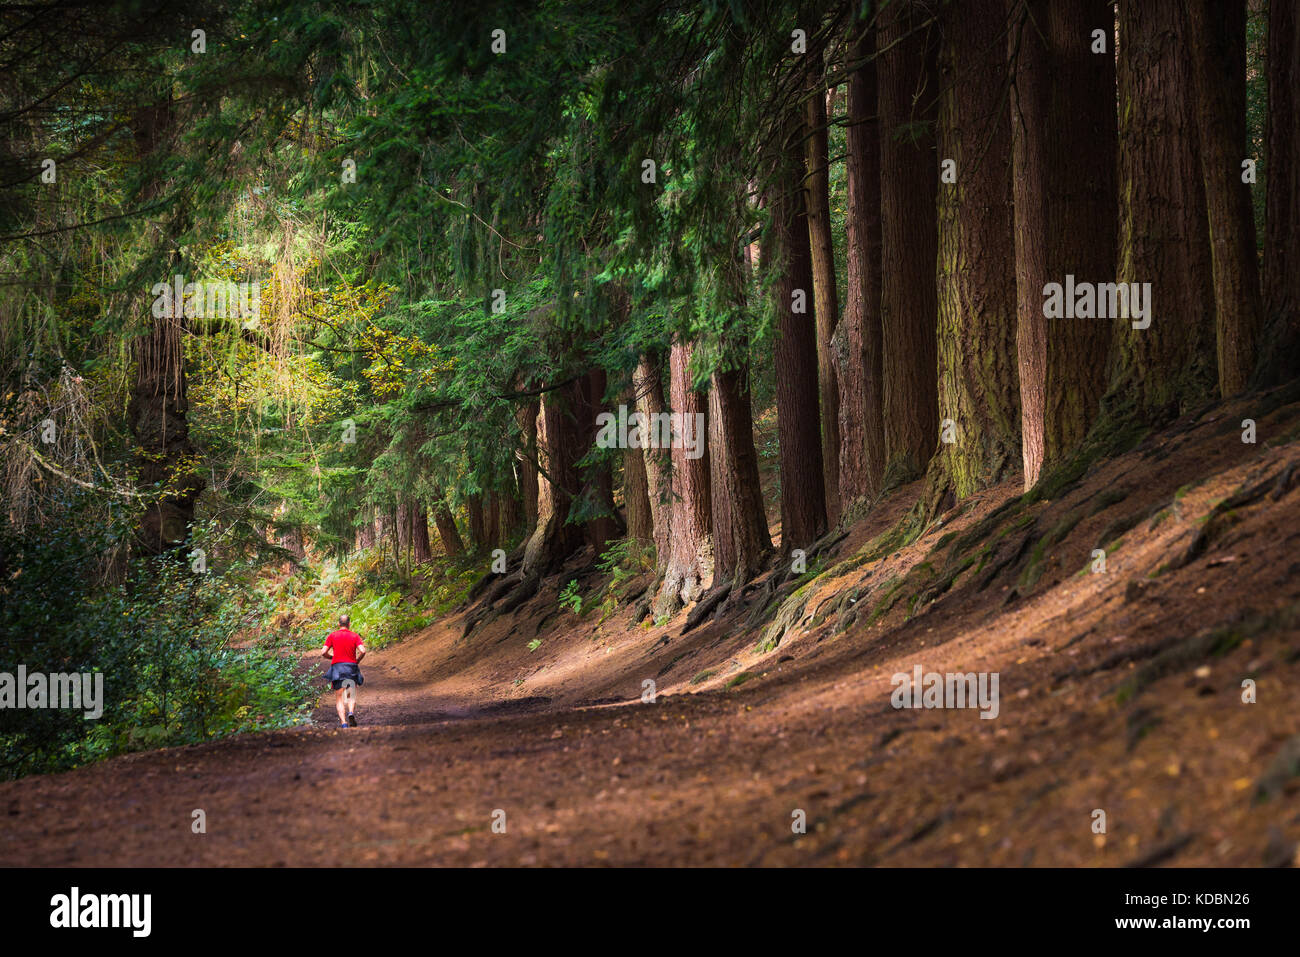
[325,629,363,664]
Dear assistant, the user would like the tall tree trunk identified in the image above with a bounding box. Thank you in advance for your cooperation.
[768,112,827,552]
[467,494,487,551]
[576,367,623,554]
[1009,1,1049,487]
[635,353,672,571]
[805,72,841,522]
[433,501,464,557]
[396,500,412,553]
[1109,0,1215,416]
[485,492,502,550]
[707,385,735,580]
[622,381,655,548]
[709,363,772,586]
[411,505,431,563]
[623,442,654,547]
[612,295,653,550]
[878,0,940,487]
[515,398,540,528]
[709,242,771,583]
[496,481,524,542]
[1260,0,1300,384]
[651,338,713,618]
[522,379,586,578]
[834,17,886,507]
[1185,0,1262,397]
[1010,0,1118,487]
[933,0,1020,503]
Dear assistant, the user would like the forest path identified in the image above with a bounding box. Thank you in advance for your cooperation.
[2,563,1295,868]
[3,400,1300,866]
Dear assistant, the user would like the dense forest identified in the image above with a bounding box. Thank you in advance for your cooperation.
[1,0,1299,871]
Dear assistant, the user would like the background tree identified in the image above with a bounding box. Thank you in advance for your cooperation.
[833,16,886,507]
[878,0,939,488]
[1185,0,1263,398]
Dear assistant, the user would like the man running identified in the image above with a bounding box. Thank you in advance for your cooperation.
[321,615,366,727]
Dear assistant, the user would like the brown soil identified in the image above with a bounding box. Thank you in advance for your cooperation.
[3,388,1299,866]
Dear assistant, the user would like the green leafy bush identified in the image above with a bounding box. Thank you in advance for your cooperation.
[0,493,316,780]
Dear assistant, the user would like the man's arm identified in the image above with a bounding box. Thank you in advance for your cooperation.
[320,642,333,659]
[355,642,366,663]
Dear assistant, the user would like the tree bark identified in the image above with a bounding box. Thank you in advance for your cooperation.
[635,353,672,571]
[1110,0,1216,417]
[396,500,411,553]
[623,440,654,547]
[621,379,654,547]
[467,494,487,551]
[651,338,713,618]
[433,501,464,557]
[522,378,586,578]
[878,0,940,487]
[1185,0,1262,397]
[834,17,886,507]
[767,110,828,552]
[1261,0,1300,384]
[576,367,623,554]
[496,481,523,543]
[708,385,735,580]
[805,71,841,522]
[709,363,772,586]
[515,397,540,528]
[933,0,1021,502]
[485,492,502,550]
[1010,0,1118,487]
[411,505,432,563]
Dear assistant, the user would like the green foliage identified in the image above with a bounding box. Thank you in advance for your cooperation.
[597,537,656,582]
[0,493,315,781]
[590,537,656,622]
[266,547,484,651]
[558,579,584,617]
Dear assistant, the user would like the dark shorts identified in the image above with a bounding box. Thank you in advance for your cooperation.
[326,662,364,690]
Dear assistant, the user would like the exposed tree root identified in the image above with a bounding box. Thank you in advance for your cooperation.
[680,582,732,635]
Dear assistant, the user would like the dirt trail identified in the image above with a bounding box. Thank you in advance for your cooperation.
[3,393,1299,866]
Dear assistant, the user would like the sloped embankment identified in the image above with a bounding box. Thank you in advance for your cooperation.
[358,380,1300,864]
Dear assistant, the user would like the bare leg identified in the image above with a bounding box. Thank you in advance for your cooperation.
[335,687,348,725]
